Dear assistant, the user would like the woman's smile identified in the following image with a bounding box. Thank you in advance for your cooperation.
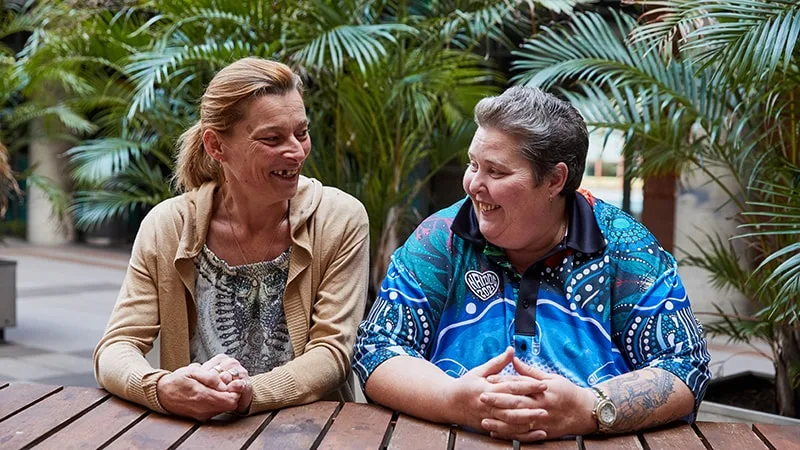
[271,168,301,179]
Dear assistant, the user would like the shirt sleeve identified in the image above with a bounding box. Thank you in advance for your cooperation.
[353,214,454,387]
[353,255,438,386]
[614,260,712,413]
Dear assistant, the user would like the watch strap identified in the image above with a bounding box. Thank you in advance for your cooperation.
[589,386,614,433]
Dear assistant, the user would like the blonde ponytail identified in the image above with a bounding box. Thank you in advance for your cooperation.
[173,121,222,192]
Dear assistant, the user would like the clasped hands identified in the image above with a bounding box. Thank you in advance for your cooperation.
[450,347,597,442]
[156,353,253,421]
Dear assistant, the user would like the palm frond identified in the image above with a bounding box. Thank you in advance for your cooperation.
[7,103,96,134]
[71,158,172,230]
[66,137,156,184]
[125,40,269,117]
[630,0,800,87]
[700,304,773,343]
[291,23,416,74]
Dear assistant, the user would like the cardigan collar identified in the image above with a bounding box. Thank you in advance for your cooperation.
[174,175,323,265]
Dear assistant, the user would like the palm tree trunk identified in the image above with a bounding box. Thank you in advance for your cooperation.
[774,325,800,417]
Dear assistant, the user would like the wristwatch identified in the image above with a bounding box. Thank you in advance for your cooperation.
[590,386,617,433]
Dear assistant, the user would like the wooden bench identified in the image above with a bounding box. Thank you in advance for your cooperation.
[1,383,798,449]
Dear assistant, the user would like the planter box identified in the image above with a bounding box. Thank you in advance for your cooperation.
[699,401,800,425]
[0,258,16,340]
[698,371,800,425]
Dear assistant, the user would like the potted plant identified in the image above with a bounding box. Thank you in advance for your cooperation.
[509,0,800,418]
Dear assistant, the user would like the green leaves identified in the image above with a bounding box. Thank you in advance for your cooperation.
[629,0,800,88]
[292,23,416,73]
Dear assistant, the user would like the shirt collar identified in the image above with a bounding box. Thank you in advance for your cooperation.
[451,191,606,255]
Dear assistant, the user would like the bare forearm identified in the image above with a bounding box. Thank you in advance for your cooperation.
[598,367,694,433]
[364,356,458,425]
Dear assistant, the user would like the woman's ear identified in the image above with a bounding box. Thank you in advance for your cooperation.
[202,129,224,162]
[548,162,569,197]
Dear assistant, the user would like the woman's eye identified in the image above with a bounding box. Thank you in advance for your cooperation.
[296,129,309,139]
[260,136,280,144]
[467,161,478,171]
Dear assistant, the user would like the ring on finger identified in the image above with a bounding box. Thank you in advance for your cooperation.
[212,364,224,374]
[227,368,240,378]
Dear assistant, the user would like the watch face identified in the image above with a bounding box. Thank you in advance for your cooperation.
[599,402,616,425]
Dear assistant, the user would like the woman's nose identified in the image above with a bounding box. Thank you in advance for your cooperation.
[285,137,307,161]
[468,172,484,195]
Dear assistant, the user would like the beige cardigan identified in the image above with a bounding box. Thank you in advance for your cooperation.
[94,176,369,414]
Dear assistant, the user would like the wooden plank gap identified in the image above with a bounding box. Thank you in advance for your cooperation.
[378,411,400,450]
[0,384,63,422]
[166,422,202,450]
[98,410,153,449]
[576,435,585,450]
[19,391,111,450]
[447,427,456,450]
[238,411,276,450]
[309,401,344,450]
[750,425,778,450]
[751,427,777,450]
[689,423,713,450]
[636,432,651,450]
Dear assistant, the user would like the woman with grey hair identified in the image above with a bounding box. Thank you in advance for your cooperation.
[354,86,710,441]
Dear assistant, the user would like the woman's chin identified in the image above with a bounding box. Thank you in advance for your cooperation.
[478,226,501,245]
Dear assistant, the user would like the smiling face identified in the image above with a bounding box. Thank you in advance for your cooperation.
[462,126,560,252]
[208,90,310,202]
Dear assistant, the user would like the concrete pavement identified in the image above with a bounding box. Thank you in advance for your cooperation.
[0,240,129,386]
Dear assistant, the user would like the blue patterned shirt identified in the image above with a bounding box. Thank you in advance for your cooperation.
[354,191,711,410]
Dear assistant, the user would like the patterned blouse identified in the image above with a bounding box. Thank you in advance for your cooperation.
[190,245,294,375]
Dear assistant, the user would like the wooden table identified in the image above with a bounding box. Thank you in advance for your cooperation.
[1,383,798,449]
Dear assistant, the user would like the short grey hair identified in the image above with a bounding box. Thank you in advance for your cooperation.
[474,86,588,195]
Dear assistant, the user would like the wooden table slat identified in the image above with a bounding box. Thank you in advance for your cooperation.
[753,423,800,450]
[0,386,108,449]
[317,402,393,450]
[248,401,338,450]
[519,437,579,449]
[34,396,149,450]
[454,429,513,449]
[104,412,197,450]
[640,423,706,450]
[388,414,450,450]
[582,433,642,450]
[697,422,768,449]
[178,413,270,449]
[0,383,61,422]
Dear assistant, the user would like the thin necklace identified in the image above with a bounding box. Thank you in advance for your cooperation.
[222,195,289,265]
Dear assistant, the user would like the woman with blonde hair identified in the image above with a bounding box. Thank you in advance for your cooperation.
[95,57,369,420]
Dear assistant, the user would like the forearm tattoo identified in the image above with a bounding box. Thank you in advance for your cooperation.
[602,369,677,432]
